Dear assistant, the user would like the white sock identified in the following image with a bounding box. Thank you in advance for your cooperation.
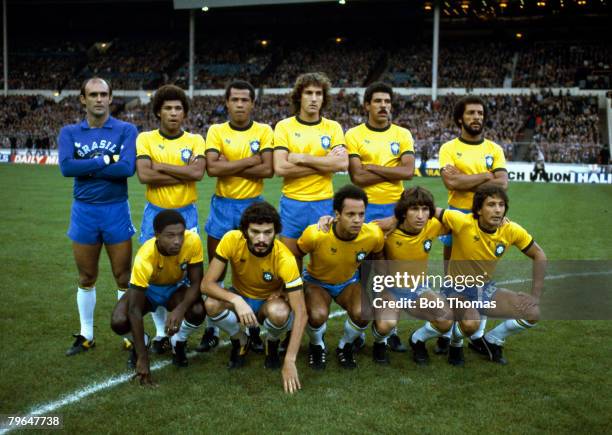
[263,314,292,341]
[307,322,327,348]
[171,320,201,346]
[77,286,96,341]
[485,319,535,345]
[450,322,464,347]
[117,289,126,300]
[372,323,391,343]
[470,316,488,340]
[205,318,220,337]
[412,321,443,343]
[338,318,367,348]
[152,306,167,339]
[210,309,241,337]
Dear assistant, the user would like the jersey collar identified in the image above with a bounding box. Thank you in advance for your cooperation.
[332,222,359,242]
[365,122,391,133]
[296,115,322,126]
[229,120,253,131]
[79,116,115,130]
[159,129,185,140]
[477,220,498,234]
[458,136,484,146]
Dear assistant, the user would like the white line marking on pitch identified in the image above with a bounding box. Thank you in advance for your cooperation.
[2,270,610,434]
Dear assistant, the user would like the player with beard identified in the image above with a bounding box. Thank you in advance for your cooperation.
[201,202,306,394]
[345,82,415,352]
[437,96,508,355]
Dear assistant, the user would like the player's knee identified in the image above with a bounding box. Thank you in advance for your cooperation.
[204,297,224,317]
[307,305,329,328]
[78,273,97,288]
[524,304,540,325]
[374,319,395,336]
[432,318,453,333]
[266,300,290,327]
[113,269,130,289]
[187,299,206,325]
[459,319,479,337]
[348,305,368,327]
[110,310,129,335]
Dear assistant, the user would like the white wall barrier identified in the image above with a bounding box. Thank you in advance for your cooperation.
[1,150,610,184]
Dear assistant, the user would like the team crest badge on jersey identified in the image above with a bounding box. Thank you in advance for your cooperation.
[494,243,506,257]
[356,250,367,262]
[263,271,274,282]
[423,239,432,252]
[250,140,260,153]
[321,135,331,150]
[390,142,400,156]
[485,154,494,169]
[180,262,188,271]
[180,148,192,163]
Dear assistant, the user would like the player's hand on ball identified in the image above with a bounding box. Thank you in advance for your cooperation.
[282,361,301,394]
[234,299,258,327]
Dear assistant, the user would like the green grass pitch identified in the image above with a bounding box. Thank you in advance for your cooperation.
[1,165,611,433]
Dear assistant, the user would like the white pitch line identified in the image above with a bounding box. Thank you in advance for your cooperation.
[3,269,610,433]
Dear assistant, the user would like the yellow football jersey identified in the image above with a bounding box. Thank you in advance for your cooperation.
[216,230,303,300]
[130,231,203,288]
[346,123,414,204]
[438,137,507,210]
[298,222,385,284]
[206,121,273,199]
[273,116,345,201]
[441,210,533,280]
[136,129,206,208]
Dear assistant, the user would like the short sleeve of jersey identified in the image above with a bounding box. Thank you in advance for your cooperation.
[260,124,274,152]
[345,129,360,158]
[508,222,534,252]
[330,121,346,149]
[373,225,385,253]
[492,143,507,172]
[215,231,238,262]
[438,142,452,168]
[297,225,318,255]
[273,121,289,151]
[400,128,415,156]
[186,232,204,264]
[193,134,206,158]
[441,210,469,233]
[205,125,222,154]
[277,250,303,291]
[430,217,449,236]
[130,254,154,288]
[136,132,151,158]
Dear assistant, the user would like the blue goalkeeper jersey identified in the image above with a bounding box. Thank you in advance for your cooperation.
[58,116,137,204]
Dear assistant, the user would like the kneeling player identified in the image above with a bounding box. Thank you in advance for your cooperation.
[373,187,453,365]
[298,185,384,370]
[201,202,306,394]
[438,186,547,365]
[111,210,205,384]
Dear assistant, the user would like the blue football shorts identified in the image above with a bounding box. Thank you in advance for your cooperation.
[365,202,396,223]
[68,199,135,245]
[205,195,263,240]
[140,202,199,244]
[279,195,333,239]
[302,269,360,299]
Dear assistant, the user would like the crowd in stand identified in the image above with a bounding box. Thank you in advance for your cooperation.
[1,91,603,164]
[3,38,609,90]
